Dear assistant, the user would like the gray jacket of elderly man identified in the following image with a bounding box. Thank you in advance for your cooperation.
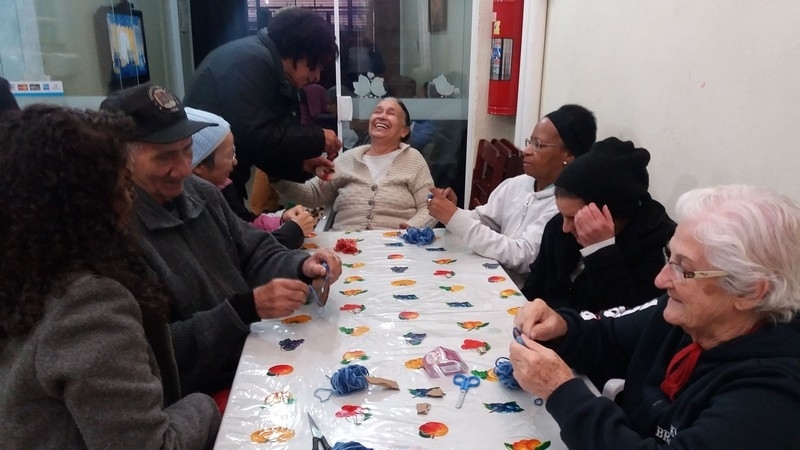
[133,175,311,395]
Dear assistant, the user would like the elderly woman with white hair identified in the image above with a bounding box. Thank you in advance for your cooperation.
[510,184,800,449]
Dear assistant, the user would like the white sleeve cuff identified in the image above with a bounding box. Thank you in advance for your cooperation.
[580,236,615,256]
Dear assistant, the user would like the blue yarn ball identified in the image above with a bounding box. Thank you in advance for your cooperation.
[330,364,369,395]
[494,357,521,390]
[333,442,374,450]
[401,227,435,245]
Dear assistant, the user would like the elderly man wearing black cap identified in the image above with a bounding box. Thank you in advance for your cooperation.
[521,137,676,312]
[428,104,597,286]
[100,83,342,399]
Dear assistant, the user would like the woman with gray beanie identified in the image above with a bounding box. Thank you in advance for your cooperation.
[521,137,676,312]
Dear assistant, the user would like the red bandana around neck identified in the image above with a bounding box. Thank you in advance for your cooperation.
[660,342,703,401]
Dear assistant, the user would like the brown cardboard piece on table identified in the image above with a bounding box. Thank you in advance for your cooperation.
[426,387,445,398]
[365,376,399,390]
[416,403,431,415]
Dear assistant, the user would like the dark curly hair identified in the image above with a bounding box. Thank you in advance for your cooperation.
[0,105,169,339]
[268,7,339,70]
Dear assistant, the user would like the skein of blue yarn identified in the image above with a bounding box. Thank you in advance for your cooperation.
[333,442,374,450]
[330,364,369,394]
[401,227,435,245]
[315,364,370,402]
[494,357,521,390]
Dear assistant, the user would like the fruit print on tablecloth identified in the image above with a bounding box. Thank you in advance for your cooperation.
[281,314,311,324]
[404,357,424,369]
[439,285,465,292]
[263,391,295,406]
[300,242,319,250]
[278,338,304,351]
[385,242,404,247]
[484,401,524,413]
[336,405,373,425]
[390,266,409,273]
[339,326,370,336]
[499,288,522,298]
[488,275,506,283]
[398,311,419,320]
[425,247,446,252]
[387,253,404,260]
[391,279,416,286]
[266,364,293,377]
[446,301,473,308]
[383,231,401,237]
[340,289,368,296]
[418,422,449,439]
[343,262,365,268]
[250,427,295,443]
[394,294,419,300]
[343,275,364,284]
[506,306,521,316]
[433,258,457,265]
[433,270,455,278]
[471,368,499,382]
[505,439,551,450]
[340,304,365,314]
[482,262,500,269]
[458,320,489,331]
[403,331,427,345]
[461,338,491,355]
[341,350,369,365]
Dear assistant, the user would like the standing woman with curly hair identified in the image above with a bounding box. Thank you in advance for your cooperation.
[0,105,220,448]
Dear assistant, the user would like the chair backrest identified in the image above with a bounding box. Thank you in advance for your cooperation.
[493,138,524,178]
[470,139,508,209]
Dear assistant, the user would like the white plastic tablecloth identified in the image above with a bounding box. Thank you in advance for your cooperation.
[215,229,565,450]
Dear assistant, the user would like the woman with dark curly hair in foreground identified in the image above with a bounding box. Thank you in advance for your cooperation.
[0,105,220,449]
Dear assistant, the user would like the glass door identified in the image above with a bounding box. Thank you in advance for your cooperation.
[251,0,472,201]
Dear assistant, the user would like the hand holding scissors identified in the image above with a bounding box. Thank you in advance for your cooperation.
[453,373,480,409]
[307,412,332,450]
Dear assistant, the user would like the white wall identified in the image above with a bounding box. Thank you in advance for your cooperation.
[539,0,800,214]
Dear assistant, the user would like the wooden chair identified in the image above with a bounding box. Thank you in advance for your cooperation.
[492,138,524,178]
[469,139,508,209]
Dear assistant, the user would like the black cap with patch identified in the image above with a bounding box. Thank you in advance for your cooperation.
[100,83,214,143]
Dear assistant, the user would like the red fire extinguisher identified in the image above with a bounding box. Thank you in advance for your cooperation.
[488,0,525,116]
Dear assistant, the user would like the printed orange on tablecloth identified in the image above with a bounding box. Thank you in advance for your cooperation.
[387,254,404,259]
[418,422,449,439]
[250,427,295,443]
[404,357,424,369]
[266,364,293,376]
[507,306,521,316]
[341,350,369,364]
[504,438,551,450]
[391,279,416,286]
[281,314,311,324]
[488,275,506,283]
[399,311,419,320]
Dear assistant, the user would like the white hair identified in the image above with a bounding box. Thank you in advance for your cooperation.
[675,185,800,323]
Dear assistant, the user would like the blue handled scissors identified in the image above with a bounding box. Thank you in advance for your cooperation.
[453,373,480,409]
[307,412,332,450]
[309,262,331,307]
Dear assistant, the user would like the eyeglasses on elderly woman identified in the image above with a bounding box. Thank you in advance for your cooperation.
[662,246,729,280]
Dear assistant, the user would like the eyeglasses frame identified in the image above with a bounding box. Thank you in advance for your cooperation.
[524,137,565,151]
[662,247,729,279]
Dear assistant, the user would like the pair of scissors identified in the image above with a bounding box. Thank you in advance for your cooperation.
[453,373,480,409]
[307,412,332,450]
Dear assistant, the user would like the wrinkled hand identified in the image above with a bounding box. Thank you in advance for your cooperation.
[427,187,458,224]
[513,299,568,342]
[282,205,316,235]
[398,222,410,229]
[322,129,342,157]
[440,187,458,203]
[574,202,615,247]
[302,155,334,176]
[252,279,309,319]
[301,248,342,284]
[509,336,575,399]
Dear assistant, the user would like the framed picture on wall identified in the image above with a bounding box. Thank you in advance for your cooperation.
[105,9,150,89]
[429,0,447,33]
